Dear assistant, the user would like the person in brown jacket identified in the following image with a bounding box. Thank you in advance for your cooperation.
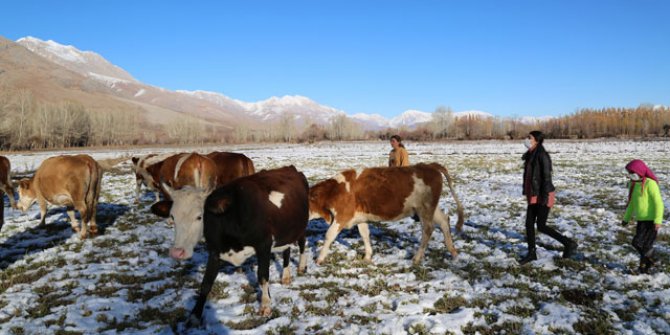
[389,135,409,167]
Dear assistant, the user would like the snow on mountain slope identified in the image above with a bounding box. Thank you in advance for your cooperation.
[388,109,433,128]
[17,36,137,83]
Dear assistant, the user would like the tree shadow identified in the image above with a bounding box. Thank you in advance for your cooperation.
[0,202,129,270]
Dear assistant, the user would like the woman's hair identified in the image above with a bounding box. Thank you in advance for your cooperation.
[390,135,405,148]
[529,130,544,145]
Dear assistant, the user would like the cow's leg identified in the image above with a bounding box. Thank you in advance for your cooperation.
[3,184,17,210]
[435,208,458,258]
[281,248,292,285]
[189,252,220,327]
[39,200,47,226]
[135,178,142,202]
[0,193,4,231]
[297,236,307,274]
[257,246,272,317]
[76,204,89,239]
[316,222,344,265]
[87,202,99,236]
[357,223,374,263]
[413,213,435,265]
[66,206,79,232]
[154,191,161,203]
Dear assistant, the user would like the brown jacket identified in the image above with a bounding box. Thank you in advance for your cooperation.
[389,147,409,167]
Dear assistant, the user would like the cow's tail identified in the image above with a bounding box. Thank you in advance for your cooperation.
[96,156,129,171]
[432,163,464,232]
[84,159,102,223]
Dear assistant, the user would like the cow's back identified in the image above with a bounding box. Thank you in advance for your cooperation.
[34,155,101,203]
[350,165,443,219]
[206,165,308,246]
[206,152,255,187]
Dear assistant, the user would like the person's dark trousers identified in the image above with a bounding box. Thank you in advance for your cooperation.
[633,221,657,272]
[525,204,570,250]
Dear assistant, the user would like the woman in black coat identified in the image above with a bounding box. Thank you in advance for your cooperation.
[519,130,577,265]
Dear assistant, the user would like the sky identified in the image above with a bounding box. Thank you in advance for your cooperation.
[1,1,669,118]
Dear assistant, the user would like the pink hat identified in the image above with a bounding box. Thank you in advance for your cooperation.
[625,159,659,203]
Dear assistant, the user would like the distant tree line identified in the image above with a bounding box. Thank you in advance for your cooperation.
[1,87,668,151]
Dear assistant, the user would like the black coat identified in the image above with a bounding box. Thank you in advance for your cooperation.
[522,145,555,203]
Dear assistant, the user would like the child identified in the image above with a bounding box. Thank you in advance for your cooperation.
[622,159,665,274]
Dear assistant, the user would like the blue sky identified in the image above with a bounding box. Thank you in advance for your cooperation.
[2,1,669,118]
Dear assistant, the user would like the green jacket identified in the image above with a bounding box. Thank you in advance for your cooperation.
[623,179,665,224]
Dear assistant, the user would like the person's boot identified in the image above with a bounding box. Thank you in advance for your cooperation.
[519,248,537,265]
[562,239,578,259]
[638,257,649,274]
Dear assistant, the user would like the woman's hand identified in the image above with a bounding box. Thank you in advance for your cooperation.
[656,224,661,231]
[547,192,555,208]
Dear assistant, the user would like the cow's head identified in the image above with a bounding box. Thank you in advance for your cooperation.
[308,179,339,224]
[16,178,37,212]
[151,184,211,260]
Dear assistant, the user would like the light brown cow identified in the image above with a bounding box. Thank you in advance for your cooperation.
[1,155,17,231]
[131,153,175,202]
[159,152,219,192]
[309,162,464,265]
[17,154,102,239]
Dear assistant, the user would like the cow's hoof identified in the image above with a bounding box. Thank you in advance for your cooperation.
[281,276,291,285]
[89,227,99,235]
[316,259,325,266]
[259,306,272,317]
[450,251,458,259]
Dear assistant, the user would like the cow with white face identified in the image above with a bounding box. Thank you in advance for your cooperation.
[155,165,309,325]
[151,184,209,260]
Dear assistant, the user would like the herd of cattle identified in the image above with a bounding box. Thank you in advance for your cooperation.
[0,151,464,325]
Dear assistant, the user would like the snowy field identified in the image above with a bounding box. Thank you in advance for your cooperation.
[1,140,669,335]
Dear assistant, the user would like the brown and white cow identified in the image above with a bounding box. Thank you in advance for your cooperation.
[206,151,255,186]
[152,166,309,323]
[131,153,175,202]
[1,155,17,231]
[309,162,464,265]
[16,154,102,239]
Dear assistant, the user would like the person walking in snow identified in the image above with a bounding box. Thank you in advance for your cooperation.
[519,130,577,265]
[388,135,409,167]
[622,159,665,274]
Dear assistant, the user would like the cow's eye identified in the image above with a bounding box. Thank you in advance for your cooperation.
[196,216,202,221]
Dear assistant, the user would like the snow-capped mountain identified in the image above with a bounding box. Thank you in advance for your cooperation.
[388,110,433,128]
[453,110,494,119]
[12,36,491,130]
[350,113,390,130]
[17,36,137,83]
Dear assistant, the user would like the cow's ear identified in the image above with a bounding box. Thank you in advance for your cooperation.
[151,201,173,218]
[131,157,139,165]
[206,195,232,214]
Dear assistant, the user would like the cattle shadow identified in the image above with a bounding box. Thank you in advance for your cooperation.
[0,202,129,270]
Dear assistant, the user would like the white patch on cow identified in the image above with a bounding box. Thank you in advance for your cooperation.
[402,174,431,219]
[174,153,193,181]
[220,246,255,266]
[271,244,290,253]
[169,186,210,259]
[334,173,350,192]
[268,191,284,208]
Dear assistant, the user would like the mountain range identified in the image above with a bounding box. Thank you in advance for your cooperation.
[4,36,505,131]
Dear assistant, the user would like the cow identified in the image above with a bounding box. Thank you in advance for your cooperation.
[16,154,102,239]
[131,153,174,202]
[1,155,17,231]
[308,162,464,265]
[151,165,309,322]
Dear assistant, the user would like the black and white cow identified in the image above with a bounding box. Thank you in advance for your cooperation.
[152,165,309,323]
